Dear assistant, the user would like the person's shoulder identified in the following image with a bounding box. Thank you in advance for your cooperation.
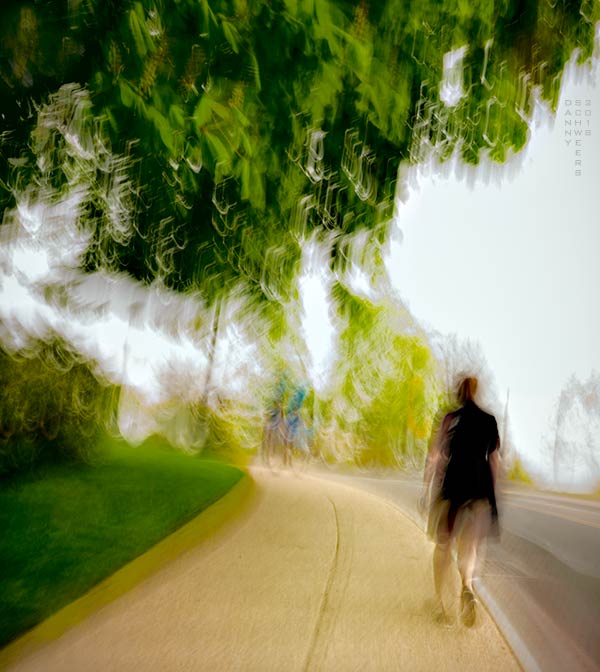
[475,405,499,434]
[471,402,497,422]
[442,408,460,423]
[480,407,496,422]
[437,410,455,434]
[471,401,496,420]
[442,408,463,434]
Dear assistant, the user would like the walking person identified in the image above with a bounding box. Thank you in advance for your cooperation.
[262,398,284,468]
[420,376,500,626]
[282,386,307,468]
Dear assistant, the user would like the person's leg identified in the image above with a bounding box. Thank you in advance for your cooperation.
[283,437,292,467]
[457,523,477,591]
[262,426,272,467]
[458,500,490,589]
[457,501,490,626]
[433,541,452,607]
[282,438,288,466]
[431,501,453,620]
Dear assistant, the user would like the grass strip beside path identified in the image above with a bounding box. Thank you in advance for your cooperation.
[0,439,244,650]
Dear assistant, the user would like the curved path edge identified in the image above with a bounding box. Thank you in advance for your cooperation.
[2,469,521,672]
[0,473,256,671]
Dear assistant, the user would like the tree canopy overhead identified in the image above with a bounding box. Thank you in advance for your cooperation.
[0,0,600,468]
[1,0,598,299]
[1,0,598,468]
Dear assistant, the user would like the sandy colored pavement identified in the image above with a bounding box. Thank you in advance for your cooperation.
[4,468,520,672]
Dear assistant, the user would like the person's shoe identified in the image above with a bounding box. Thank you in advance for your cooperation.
[461,587,477,627]
[432,600,454,627]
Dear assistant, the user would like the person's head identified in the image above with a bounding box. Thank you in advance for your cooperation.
[457,376,478,405]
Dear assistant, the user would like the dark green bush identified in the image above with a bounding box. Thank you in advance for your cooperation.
[0,339,118,476]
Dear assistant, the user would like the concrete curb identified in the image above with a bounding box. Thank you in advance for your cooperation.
[475,579,539,672]
[352,484,533,672]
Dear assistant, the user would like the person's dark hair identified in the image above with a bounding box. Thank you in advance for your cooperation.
[457,376,478,405]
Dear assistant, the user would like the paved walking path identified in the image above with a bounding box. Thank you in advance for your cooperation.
[3,469,520,671]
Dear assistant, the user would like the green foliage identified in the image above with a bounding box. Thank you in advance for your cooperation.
[191,400,261,466]
[0,438,243,647]
[322,288,441,467]
[0,1,597,468]
[0,340,118,476]
[1,0,597,302]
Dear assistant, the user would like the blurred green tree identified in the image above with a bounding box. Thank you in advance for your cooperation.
[1,0,597,301]
[0,338,118,474]
[1,1,597,465]
[315,282,440,467]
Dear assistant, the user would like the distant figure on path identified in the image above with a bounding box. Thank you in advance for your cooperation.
[262,375,289,468]
[262,398,285,468]
[282,386,307,468]
[420,376,500,626]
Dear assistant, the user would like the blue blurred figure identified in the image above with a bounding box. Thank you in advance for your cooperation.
[282,386,307,466]
[261,375,288,468]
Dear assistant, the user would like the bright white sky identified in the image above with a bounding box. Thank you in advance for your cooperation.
[386,56,600,488]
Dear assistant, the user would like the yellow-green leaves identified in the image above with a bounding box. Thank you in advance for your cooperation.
[169,104,186,130]
[4,0,598,303]
[119,79,136,108]
[194,95,214,130]
[148,107,176,153]
[128,3,155,59]
[204,130,231,166]
[220,17,241,54]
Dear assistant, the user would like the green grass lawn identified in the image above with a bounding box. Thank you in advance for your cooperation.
[0,437,244,648]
